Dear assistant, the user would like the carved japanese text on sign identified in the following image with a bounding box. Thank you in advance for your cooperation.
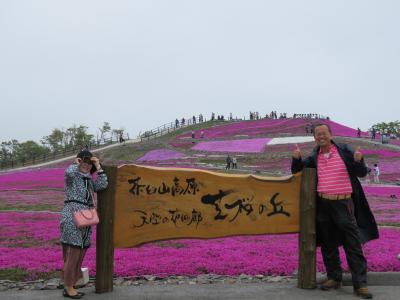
[114,164,302,248]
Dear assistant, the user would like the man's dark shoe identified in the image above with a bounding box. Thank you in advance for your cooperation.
[354,287,373,299]
[320,279,342,291]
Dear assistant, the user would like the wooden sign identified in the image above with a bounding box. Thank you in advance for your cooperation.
[96,166,316,293]
[113,164,302,248]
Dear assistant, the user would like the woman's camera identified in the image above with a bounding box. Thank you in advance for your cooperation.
[82,157,93,165]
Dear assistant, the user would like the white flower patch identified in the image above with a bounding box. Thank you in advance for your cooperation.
[268,136,315,145]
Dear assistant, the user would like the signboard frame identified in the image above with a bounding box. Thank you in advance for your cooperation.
[95,166,316,293]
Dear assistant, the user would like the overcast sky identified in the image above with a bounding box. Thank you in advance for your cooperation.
[0,0,399,143]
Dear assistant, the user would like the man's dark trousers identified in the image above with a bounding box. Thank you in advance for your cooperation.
[317,197,368,289]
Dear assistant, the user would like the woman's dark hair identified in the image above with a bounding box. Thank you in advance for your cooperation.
[77,149,93,159]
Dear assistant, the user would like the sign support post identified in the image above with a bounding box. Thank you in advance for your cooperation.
[95,166,117,293]
[298,168,317,289]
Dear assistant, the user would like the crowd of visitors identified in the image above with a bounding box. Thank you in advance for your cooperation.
[248,111,329,121]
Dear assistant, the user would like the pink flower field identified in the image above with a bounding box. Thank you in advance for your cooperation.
[0,190,64,211]
[1,118,400,281]
[362,149,400,159]
[1,211,400,278]
[191,138,272,153]
[136,149,185,162]
[363,185,400,198]
[0,168,64,190]
[177,118,371,140]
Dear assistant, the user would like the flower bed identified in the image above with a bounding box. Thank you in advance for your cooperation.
[0,168,64,191]
[136,149,185,162]
[363,185,400,198]
[0,190,64,211]
[362,150,400,159]
[191,138,272,153]
[0,211,399,278]
[176,119,371,140]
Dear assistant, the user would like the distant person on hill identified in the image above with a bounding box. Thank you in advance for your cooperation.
[232,156,237,169]
[291,124,378,299]
[305,123,312,134]
[381,133,389,144]
[226,155,232,169]
[373,163,380,183]
[60,150,108,298]
[371,128,376,140]
[191,131,195,142]
[310,124,315,135]
[200,131,205,139]
[357,128,361,138]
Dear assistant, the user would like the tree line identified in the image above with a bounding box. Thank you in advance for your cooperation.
[1,122,125,165]
[371,121,400,135]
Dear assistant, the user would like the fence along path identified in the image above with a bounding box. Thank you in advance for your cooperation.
[0,138,139,172]
[1,115,214,171]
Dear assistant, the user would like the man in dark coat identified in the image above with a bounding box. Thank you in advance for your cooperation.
[291,123,378,299]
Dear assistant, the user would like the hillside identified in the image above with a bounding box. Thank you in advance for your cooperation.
[0,117,400,282]
[97,118,400,182]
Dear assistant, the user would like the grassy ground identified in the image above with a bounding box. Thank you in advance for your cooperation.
[0,268,60,281]
[100,120,232,163]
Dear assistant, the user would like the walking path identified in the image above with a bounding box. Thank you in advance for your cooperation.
[0,138,140,173]
[2,275,400,300]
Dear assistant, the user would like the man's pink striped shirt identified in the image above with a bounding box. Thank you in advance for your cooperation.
[317,144,353,195]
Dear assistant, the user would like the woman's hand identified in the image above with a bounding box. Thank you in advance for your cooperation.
[91,157,101,170]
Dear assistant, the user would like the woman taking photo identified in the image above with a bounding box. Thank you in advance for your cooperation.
[60,150,108,298]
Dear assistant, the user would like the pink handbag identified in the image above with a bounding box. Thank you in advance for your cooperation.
[73,208,99,228]
[72,189,99,228]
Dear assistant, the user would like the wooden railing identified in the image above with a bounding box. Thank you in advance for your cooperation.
[0,136,128,170]
[138,116,208,141]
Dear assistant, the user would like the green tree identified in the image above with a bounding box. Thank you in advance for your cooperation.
[1,140,18,163]
[0,140,19,161]
[74,125,94,147]
[372,121,400,135]
[42,128,64,151]
[14,141,49,161]
[99,122,111,142]
[112,128,124,142]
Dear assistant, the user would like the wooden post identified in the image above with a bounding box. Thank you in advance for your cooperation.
[298,168,317,289]
[95,166,117,293]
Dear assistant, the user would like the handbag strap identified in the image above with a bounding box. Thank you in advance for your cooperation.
[64,199,93,207]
